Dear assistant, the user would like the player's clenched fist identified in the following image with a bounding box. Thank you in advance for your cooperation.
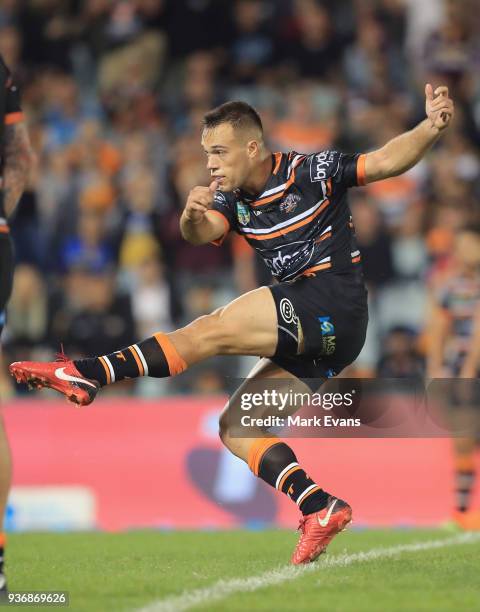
[183,180,218,223]
[425,83,454,131]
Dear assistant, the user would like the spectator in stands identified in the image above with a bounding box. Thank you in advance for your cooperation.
[2,0,480,395]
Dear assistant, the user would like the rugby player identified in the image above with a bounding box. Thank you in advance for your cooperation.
[0,56,35,592]
[10,84,454,563]
[427,227,480,529]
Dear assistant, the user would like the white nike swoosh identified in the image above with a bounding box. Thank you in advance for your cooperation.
[54,367,97,389]
[318,499,338,527]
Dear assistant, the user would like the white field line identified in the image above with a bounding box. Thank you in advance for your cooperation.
[134,532,480,612]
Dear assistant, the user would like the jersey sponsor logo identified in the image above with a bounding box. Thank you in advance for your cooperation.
[263,242,316,280]
[236,202,250,225]
[253,204,276,216]
[266,247,300,276]
[310,151,336,182]
[280,298,297,324]
[279,193,301,214]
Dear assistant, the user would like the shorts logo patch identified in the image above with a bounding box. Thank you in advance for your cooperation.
[319,317,334,335]
[280,298,297,324]
[319,315,336,355]
[280,194,300,214]
[236,202,250,226]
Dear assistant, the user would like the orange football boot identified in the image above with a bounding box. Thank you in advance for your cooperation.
[10,353,99,406]
[291,496,352,564]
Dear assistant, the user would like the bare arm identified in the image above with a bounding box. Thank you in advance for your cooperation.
[459,307,480,378]
[426,299,451,378]
[180,210,227,245]
[364,84,454,183]
[180,180,228,245]
[3,121,36,217]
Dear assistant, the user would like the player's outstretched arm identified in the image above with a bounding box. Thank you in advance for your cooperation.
[363,84,454,184]
[3,121,36,217]
[180,180,227,245]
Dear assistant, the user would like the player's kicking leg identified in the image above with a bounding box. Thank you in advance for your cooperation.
[10,286,278,404]
[9,285,351,561]
[219,358,352,564]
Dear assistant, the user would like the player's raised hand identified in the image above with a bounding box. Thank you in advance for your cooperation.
[425,83,454,131]
[184,180,218,223]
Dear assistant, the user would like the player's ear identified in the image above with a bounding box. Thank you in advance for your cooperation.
[247,139,259,158]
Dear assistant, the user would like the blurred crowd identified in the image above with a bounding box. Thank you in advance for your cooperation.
[1,0,480,397]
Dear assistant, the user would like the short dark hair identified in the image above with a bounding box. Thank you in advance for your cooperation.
[203,101,263,133]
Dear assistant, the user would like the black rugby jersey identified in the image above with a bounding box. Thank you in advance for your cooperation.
[0,55,23,232]
[0,56,23,128]
[210,150,366,282]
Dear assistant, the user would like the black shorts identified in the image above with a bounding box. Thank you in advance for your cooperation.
[269,269,368,385]
[0,235,14,336]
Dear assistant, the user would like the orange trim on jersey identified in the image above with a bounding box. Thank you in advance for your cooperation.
[0,225,10,233]
[278,465,302,492]
[454,453,475,472]
[273,152,282,175]
[5,111,23,125]
[252,169,297,207]
[357,153,367,186]
[154,333,187,376]
[299,485,322,504]
[247,437,282,476]
[301,262,332,276]
[128,345,144,377]
[243,198,330,241]
[98,356,111,384]
[317,231,332,242]
[326,177,332,196]
[208,209,230,246]
[0,532,6,547]
[352,256,361,263]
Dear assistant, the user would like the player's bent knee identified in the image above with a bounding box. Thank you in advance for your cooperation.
[218,409,231,445]
[218,410,240,449]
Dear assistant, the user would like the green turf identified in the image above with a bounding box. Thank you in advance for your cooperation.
[4,529,480,612]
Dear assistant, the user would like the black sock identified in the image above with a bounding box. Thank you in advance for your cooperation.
[248,439,330,515]
[455,469,475,513]
[74,333,186,387]
[0,538,6,592]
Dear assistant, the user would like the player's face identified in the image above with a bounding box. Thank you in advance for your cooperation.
[201,123,258,191]
[454,232,480,268]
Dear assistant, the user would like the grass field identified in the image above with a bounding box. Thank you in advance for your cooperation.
[5,528,480,611]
